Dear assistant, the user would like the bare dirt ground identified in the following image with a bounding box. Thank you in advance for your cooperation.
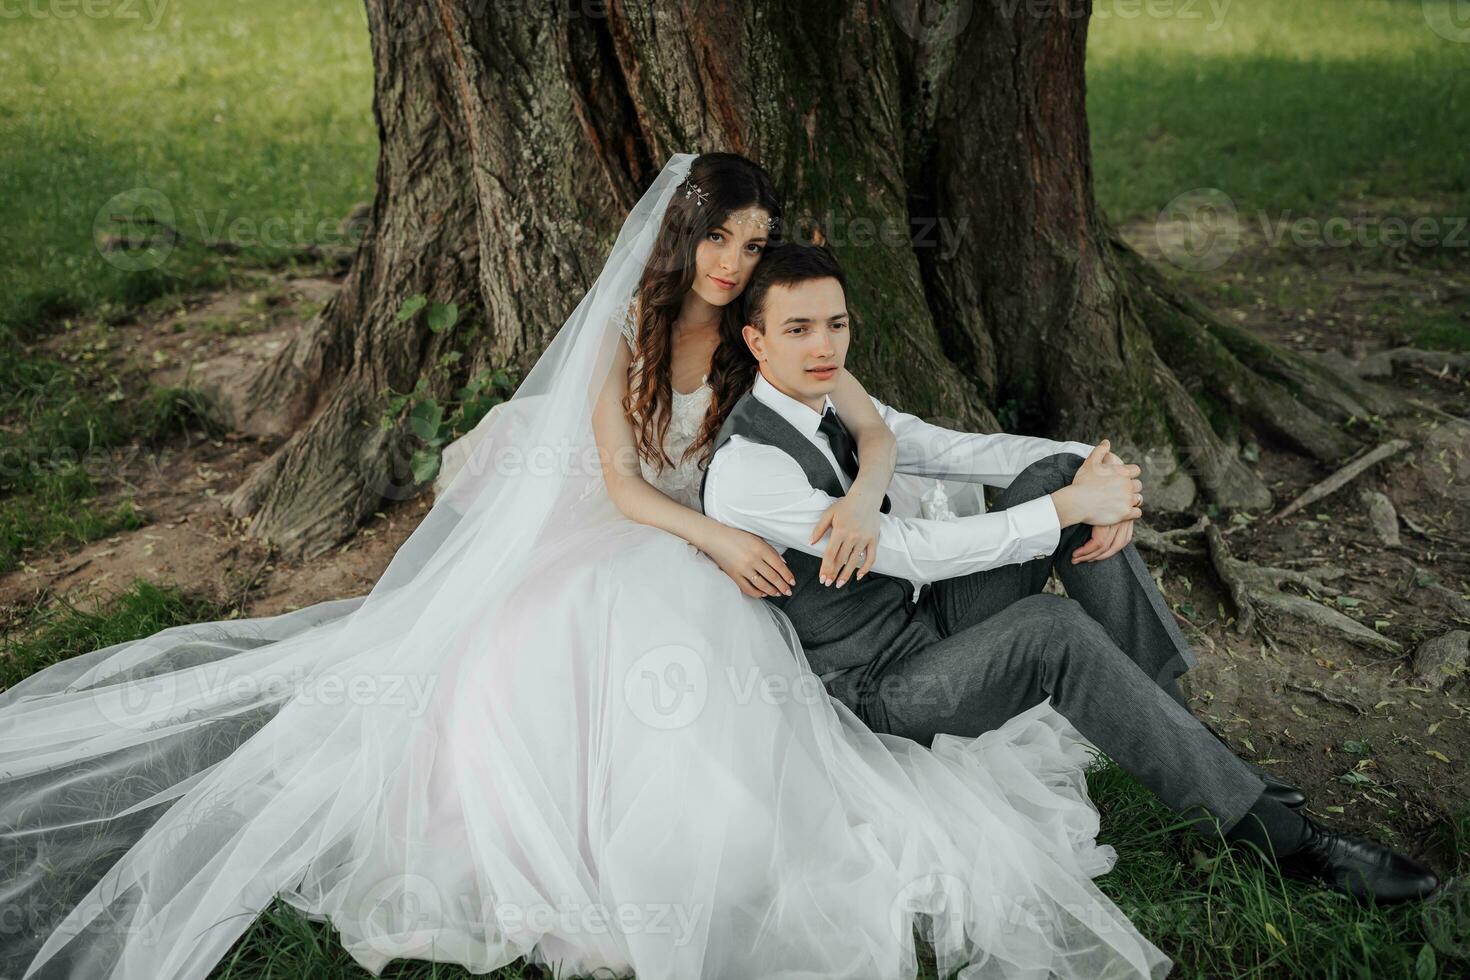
[1129,201,1469,866]
[2,208,1466,869]
[0,275,433,628]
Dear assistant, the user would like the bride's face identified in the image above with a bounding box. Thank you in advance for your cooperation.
[687,207,772,308]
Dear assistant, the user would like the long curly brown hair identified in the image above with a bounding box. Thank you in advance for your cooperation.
[622,152,783,473]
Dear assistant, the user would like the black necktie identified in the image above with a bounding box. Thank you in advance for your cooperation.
[818,407,891,514]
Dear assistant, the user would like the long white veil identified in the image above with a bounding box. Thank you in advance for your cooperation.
[2,151,1174,980]
[0,153,703,979]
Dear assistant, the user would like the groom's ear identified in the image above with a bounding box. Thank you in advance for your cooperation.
[741,322,764,361]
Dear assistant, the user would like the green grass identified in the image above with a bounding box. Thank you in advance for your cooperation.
[0,0,376,336]
[1086,761,1468,979]
[1087,0,1470,223]
[0,326,227,573]
[1407,310,1470,352]
[0,578,232,690]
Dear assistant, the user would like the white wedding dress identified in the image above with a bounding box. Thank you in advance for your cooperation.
[0,155,1173,980]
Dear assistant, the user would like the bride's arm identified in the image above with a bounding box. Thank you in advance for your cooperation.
[807,368,897,587]
[591,342,795,598]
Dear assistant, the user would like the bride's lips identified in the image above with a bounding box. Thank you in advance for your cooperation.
[806,365,838,380]
[709,275,737,290]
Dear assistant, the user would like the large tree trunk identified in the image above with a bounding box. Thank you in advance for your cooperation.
[229,0,1375,557]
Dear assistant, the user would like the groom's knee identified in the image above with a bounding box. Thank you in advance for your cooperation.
[998,452,1085,509]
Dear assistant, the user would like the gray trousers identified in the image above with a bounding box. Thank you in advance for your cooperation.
[855,454,1266,835]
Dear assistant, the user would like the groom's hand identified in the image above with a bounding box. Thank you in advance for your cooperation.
[1051,440,1143,528]
[1071,519,1134,564]
[1071,446,1138,563]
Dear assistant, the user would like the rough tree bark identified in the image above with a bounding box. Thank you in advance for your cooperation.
[227,0,1378,558]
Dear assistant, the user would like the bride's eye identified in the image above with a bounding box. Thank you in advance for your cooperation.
[707,231,724,243]
[745,242,764,254]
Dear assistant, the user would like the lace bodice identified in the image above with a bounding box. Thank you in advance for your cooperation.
[618,297,712,511]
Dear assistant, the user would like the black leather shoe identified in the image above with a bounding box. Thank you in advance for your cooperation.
[1267,816,1441,904]
[1259,770,1307,809]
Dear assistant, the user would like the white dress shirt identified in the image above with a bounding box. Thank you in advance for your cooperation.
[702,373,1094,589]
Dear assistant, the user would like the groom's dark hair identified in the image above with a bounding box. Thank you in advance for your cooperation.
[699,242,847,471]
[742,243,847,332]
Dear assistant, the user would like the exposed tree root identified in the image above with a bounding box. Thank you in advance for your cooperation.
[1115,237,1369,466]
[1271,439,1411,523]
[1151,518,1408,653]
[1134,516,1208,557]
[1147,353,1271,511]
[1133,516,1403,649]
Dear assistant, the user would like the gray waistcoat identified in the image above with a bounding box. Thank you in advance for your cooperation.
[698,390,936,679]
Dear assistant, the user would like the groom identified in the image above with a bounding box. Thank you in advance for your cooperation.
[699,243,1439,904]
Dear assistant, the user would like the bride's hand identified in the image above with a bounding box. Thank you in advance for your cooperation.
[810,489,880,588]
[704,525,796,599]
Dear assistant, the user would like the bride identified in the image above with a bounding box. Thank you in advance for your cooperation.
[0,152,1174,980]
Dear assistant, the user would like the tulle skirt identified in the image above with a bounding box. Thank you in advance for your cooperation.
[2,512,1172,980]
[269,518,1171,980]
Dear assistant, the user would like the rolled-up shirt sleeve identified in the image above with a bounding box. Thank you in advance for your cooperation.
[703,442,1063,586]
[869,396,1092,488]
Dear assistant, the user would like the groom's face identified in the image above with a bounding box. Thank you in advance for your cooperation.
[744,277,850,411]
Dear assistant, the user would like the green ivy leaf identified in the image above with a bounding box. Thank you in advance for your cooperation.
[427,301,459,333]
[394,293,427,323]
[409,449,440,484]
[408,399,443,440]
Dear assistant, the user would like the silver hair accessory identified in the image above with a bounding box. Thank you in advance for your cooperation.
[681,177,710,206]
[681,178,778,230]
[729,208,779,231]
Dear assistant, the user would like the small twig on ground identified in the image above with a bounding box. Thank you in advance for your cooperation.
[1283,680,1368,716]
[1406,398,1469,425]
[231,549,274,612]
[1271,439,1411,523]
[1400,511,1460,545]
[1356,654,1407,670]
